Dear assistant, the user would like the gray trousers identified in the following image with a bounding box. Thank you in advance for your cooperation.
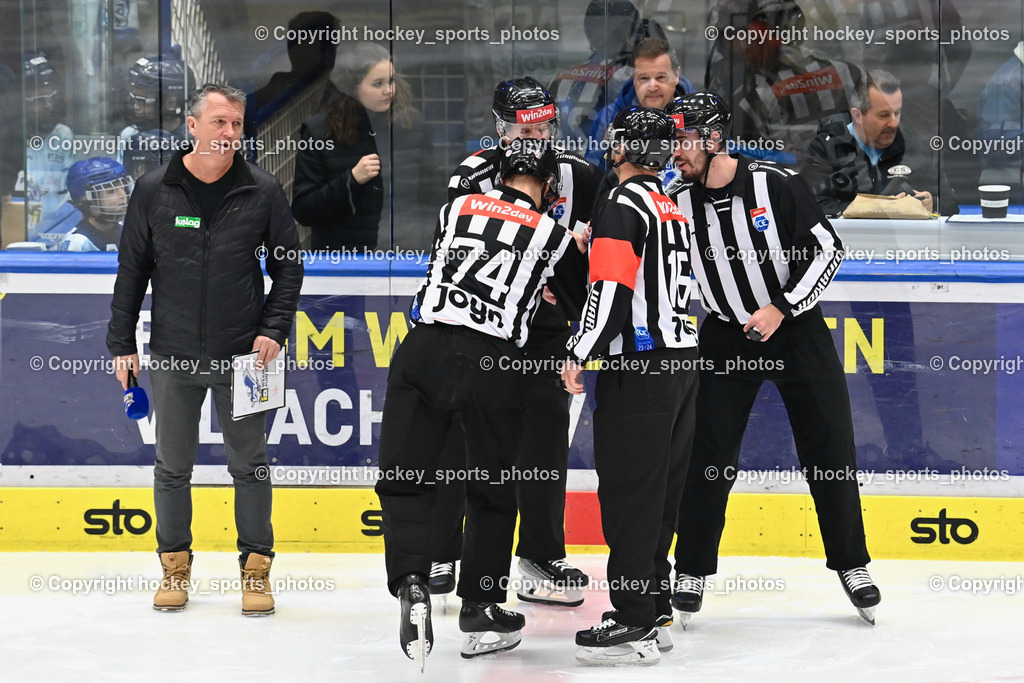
[150,354,273,559]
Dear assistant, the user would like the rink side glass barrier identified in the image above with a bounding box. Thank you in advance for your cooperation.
[1,252,1023,560]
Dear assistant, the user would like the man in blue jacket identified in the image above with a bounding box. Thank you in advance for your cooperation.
[586,37,695,169]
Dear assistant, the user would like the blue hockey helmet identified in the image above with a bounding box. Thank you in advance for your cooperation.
[67,157,134,222]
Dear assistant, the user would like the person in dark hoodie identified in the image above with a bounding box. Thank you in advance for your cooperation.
[586,37,695,169]
[292,43,438,251]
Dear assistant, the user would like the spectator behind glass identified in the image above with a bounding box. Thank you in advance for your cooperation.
[0,53,17,224]
[22,53,75,241]
[250,11,339,119]
[857,0,975,202]
[706,0,863,166]
[978,41,1024,204]
[117,52,193,163]
[548,1,645,147]
[800,69,958,216]
[291,43,439,252]
[59,157,133,252]
[586,37,695,169]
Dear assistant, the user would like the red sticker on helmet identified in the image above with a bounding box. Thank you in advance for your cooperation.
[517,104,556,124]
[671,114,686,129]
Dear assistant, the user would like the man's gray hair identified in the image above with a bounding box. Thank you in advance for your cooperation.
[187,83,247,118]
[852,69,900,113]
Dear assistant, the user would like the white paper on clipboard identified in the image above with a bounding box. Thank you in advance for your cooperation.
[231,352,286,420]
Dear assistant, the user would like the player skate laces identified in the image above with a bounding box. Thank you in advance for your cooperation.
[546,558,585,583]
[840,567,874,593]
[675,573,704,593]
[550,559,573,572]
[430,562,454,579]
[586,617,627,635]
[486,603,519,623]
[576,616,655,647]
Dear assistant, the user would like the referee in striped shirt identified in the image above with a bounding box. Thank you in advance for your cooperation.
[665,93,881,626]
[563,107,699,665]
[377,139,584,667]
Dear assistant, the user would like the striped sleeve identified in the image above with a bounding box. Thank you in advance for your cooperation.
[566,198,644,362]
[771,172,844,317]
[448,150,499,201]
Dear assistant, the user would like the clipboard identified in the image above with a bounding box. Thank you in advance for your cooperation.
[231,351,286,420]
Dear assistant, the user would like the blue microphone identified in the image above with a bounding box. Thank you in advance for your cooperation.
[124,373,149,420]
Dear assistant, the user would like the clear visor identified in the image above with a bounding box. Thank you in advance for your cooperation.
[675,128,717,153]
[495,117,557,141]
[85,176,134,222]
[26,88,58,103]
[129,91,158,106]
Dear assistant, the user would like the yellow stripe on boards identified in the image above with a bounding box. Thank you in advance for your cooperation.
[0,489,1021,561]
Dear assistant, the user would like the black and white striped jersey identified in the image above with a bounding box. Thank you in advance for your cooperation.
[549,59,633,146]
[448,147,603,233]
[567,175,698,363]
[672,156,844,326]
[733,49,863,157]
[412,185,573,348]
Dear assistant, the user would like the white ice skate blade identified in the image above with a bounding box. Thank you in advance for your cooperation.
[856,606,877,625]
[656,625,674,651]
[675,610,694,631]
[406,603,431,672]
[516,576,584,606]
[575,639,661,666]
[431,593,448,615]
[460,629,522,658]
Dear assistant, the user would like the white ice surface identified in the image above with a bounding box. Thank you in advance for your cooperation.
[1,552,1022,682]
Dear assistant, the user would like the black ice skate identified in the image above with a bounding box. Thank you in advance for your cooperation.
[397,574,433,672]
[654,614,674,651]
[575,617,660,666]
[517,558,587,606]
[670,573,705,630]
[428,561,455,594]
[838,567,881,625]
[459,600,525,658]
[428,561,455,614]
[602,609,675,652]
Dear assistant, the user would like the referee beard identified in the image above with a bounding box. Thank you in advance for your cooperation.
[669,128,871,583]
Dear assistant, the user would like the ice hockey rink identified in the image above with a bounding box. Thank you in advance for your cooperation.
[1,551,1022,682]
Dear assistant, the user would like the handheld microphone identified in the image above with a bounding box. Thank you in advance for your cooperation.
[124,373,149,420]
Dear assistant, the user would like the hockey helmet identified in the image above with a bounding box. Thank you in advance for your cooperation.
[67,157,134,223]
[665,93,731,150]
[124,129,178,179]
[492,77,558,138]
[606,106,675,169]
[499,138,561,212]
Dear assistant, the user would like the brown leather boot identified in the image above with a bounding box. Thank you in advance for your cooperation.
[240,553,275,616]
[154,551,192,611]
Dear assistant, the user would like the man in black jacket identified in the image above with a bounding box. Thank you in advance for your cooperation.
[107,83,303,616]
[800,69,959,216]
